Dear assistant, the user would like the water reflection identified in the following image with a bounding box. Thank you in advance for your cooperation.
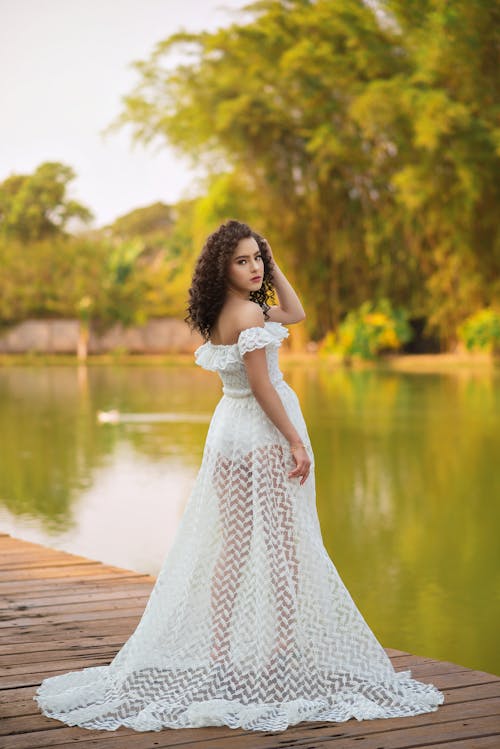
[0,362,498,676]
[0,365,219,532]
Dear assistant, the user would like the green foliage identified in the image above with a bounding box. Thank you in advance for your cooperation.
[457,308,500,352]
[321,299,413,360]
[99,239,146,325]
[105,201,174,240]
[106,0,499,346]
[191,172,261,249]
[0,193,202,328]
[0,235,105,323]
[2,2,500,351]
[0,162,93,241]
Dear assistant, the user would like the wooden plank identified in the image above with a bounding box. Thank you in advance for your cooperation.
[401,660,482,677]
[0,533,498,749]
[383,648,410,658]
[0,574,153,595]
[0,605,150,630]
[0,646,464,688]
[0,575,153,597]
[2,652,469,691]
[3,584,153,608]
[0,595,152,622]
[3,695,493,736]
[1,647,119,673]
[443,682,500,703]
[0,547,97,560]
[4,681,498,724]
[4,672,499,743]
[420,739,500,749]
[2,586,149,614]
[0,685,44,706]
[0,620,139,644]
[4,711,500,749]
[4,656,490,695]
[0,632,140,665]
[10,684,492,724]
[0,551,90,563]
[50,668,500,711]
[0,633,133,656]
[429,670,500,690]
[0,563,142,582]
[0,559,103,572]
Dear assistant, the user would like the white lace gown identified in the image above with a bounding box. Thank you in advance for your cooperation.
[34,320,445,732]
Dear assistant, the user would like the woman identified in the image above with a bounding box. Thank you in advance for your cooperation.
[34,219,444,733]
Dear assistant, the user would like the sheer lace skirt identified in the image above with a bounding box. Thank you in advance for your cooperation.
[34,382,444,732]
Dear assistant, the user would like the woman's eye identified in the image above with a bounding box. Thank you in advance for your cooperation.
[237,255,261,264]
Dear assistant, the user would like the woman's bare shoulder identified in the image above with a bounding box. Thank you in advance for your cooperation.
[211,301,264,344]
[233,301,265,330]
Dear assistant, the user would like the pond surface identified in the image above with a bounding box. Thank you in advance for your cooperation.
[1,360,499,676]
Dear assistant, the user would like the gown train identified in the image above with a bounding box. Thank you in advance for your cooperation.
[34,320,444,732]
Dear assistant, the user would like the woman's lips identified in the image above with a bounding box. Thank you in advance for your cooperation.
[250,276,262,281]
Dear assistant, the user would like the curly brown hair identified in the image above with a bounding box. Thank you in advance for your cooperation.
[184,219,275,341]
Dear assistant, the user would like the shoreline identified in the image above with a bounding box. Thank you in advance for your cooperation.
[0,351,498,373]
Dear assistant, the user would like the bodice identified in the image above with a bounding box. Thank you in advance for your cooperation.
[194,321,289,398]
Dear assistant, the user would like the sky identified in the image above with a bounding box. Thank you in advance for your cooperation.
[0,0,249,229]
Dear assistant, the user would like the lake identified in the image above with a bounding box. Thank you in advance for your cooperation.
[0,359,498,676]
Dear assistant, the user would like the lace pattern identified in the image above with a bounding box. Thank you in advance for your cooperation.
[34,320,444,732]
[194,320,289,372]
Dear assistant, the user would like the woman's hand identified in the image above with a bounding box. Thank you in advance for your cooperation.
[259,236,306,324]
[288,443,311,485]
[262,237,276,270]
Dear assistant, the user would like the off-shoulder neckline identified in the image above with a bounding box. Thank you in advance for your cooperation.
[206,320,285,348]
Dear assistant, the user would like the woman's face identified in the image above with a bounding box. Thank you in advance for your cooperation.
[226,236,264,296]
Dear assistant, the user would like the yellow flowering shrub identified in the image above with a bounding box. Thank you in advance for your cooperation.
[320,299,413,359]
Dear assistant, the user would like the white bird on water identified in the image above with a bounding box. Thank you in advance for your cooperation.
[97,410,211,424]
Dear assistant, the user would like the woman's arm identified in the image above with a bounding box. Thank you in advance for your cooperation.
[236,305,310,485]
[244,347,310,485]
[262,238,305,324]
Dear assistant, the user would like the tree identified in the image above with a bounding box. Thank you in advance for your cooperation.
[358,0,500,347]
[0,161,93,241]
[106,0,403,336]
[103,201,175,241]
[106,0,500,346]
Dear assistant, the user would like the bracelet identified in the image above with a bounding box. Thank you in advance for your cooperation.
[290,442,306,451]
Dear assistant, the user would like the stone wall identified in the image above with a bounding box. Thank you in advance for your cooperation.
[0,318,203,354]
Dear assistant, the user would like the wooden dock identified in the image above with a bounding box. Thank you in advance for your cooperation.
[1,531,499,748]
